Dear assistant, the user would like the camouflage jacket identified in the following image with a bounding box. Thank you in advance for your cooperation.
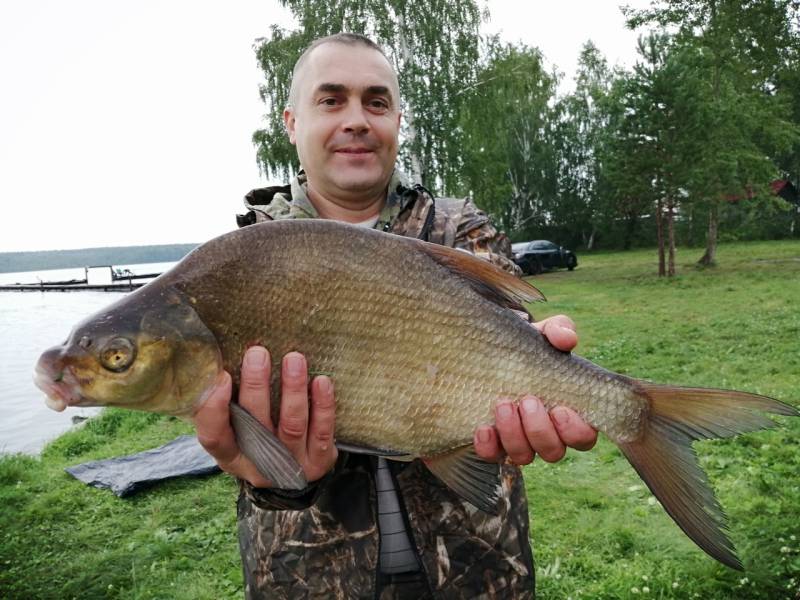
[235,171,535,599]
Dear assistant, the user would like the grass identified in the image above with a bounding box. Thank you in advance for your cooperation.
[1,239,799,599]
[526,240,800,599]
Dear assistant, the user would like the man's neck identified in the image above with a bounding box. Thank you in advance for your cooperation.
[306,182,386,223]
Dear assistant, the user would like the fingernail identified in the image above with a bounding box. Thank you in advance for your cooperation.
[477,428,491,444]
[317,376,331,395]
[497,403,514,419]
[245,347,267,368]
[522,397,541,414]
[284,353,304,377]
[551,407,570,426]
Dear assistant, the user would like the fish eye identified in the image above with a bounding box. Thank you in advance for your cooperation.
[99,337,136,372]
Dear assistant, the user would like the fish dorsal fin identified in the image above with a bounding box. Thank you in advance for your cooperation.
[422,445,502,514]
[413,240,545,314]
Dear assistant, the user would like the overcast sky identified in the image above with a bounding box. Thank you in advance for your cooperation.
[0,0,651,252]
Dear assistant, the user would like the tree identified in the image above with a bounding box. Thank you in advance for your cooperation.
[551,42,616,250]
[457,38,558,235]
[624,0,800,266]
[599,70,659,252]
[251,0,484,192]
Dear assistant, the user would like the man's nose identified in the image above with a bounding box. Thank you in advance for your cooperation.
[341,102,370,134]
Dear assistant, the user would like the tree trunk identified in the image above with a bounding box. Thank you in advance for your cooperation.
[697,202,719,266]
[667,201,676,277]
[656,198,666,277]
[396,18,424,184]
[623,210,637,250]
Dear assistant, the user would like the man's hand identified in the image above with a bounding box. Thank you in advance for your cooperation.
[474,314,598,465]
[193,347,338,488]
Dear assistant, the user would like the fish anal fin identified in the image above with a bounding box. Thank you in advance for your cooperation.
[413,241,545,313]
[229,402,307,490]
[422,445,502,514]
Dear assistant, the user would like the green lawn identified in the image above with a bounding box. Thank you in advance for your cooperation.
[2,239,799,599]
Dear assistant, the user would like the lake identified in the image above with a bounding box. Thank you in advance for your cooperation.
[0,263,175,454]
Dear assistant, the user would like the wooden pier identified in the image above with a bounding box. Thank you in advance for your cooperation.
[0,265,161,292]
[0,281,147,292]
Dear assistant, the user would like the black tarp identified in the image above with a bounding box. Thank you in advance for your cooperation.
[65,435,220,497]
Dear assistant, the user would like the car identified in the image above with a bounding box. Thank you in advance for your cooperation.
[511,240,578,275]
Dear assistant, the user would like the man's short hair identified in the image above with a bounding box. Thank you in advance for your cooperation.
[288,33,393,107]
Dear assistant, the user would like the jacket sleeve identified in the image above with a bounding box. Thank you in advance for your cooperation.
[452,199,522,276]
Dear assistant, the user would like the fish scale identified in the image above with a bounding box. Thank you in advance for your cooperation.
[205,226,638,452]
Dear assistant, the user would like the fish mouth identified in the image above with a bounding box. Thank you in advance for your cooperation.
[33,364,90,412]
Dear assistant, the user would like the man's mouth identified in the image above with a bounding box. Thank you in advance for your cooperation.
[335,147,374,155]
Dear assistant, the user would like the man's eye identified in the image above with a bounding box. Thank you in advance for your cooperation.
[368,100,389,111]
[320,97,339,106]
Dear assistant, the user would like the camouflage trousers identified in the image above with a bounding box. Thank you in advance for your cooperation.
[238,457,535,599]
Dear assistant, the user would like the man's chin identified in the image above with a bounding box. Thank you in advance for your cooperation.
[330,171,389,195]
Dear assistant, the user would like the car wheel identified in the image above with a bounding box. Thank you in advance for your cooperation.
[528,260,543,275]
[567,256,577,271]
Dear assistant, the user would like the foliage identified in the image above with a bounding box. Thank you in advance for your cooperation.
[2,240,799,598]
[623,0,800,265]
[249,2,800,260]
[457,38,557,234]
[0,244,197,274]
[548,42,616,251]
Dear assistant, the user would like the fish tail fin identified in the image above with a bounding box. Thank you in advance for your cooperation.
[618,382,798,570]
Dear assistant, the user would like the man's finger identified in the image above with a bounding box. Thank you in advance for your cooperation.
[239,346,273,431]
[473,425,505,463]
[193,371,238,464]
[306,376,338,480]
[494,401,535,465]
[550,407,598,451]
[278,352,310,458]
[519,396,566,463]
[223,454,274,488]
[534,315,577,352]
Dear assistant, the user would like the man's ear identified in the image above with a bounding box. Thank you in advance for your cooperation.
[284,107,297,145]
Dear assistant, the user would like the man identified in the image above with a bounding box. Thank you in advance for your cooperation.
[194,33,597,598]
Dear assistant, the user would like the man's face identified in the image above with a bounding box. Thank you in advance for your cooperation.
[284,43,401,202]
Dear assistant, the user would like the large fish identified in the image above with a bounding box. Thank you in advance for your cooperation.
[34,220,797,569]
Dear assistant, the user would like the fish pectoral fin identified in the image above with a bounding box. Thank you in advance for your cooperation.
[335,442,414,461]
[413,240,545,313]
[422,445,502,514]
[229,403,307,490]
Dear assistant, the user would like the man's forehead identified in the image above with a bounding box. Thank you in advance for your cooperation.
[299,43,399,97]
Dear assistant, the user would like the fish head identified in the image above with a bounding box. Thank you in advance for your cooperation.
[34,287,223,417]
